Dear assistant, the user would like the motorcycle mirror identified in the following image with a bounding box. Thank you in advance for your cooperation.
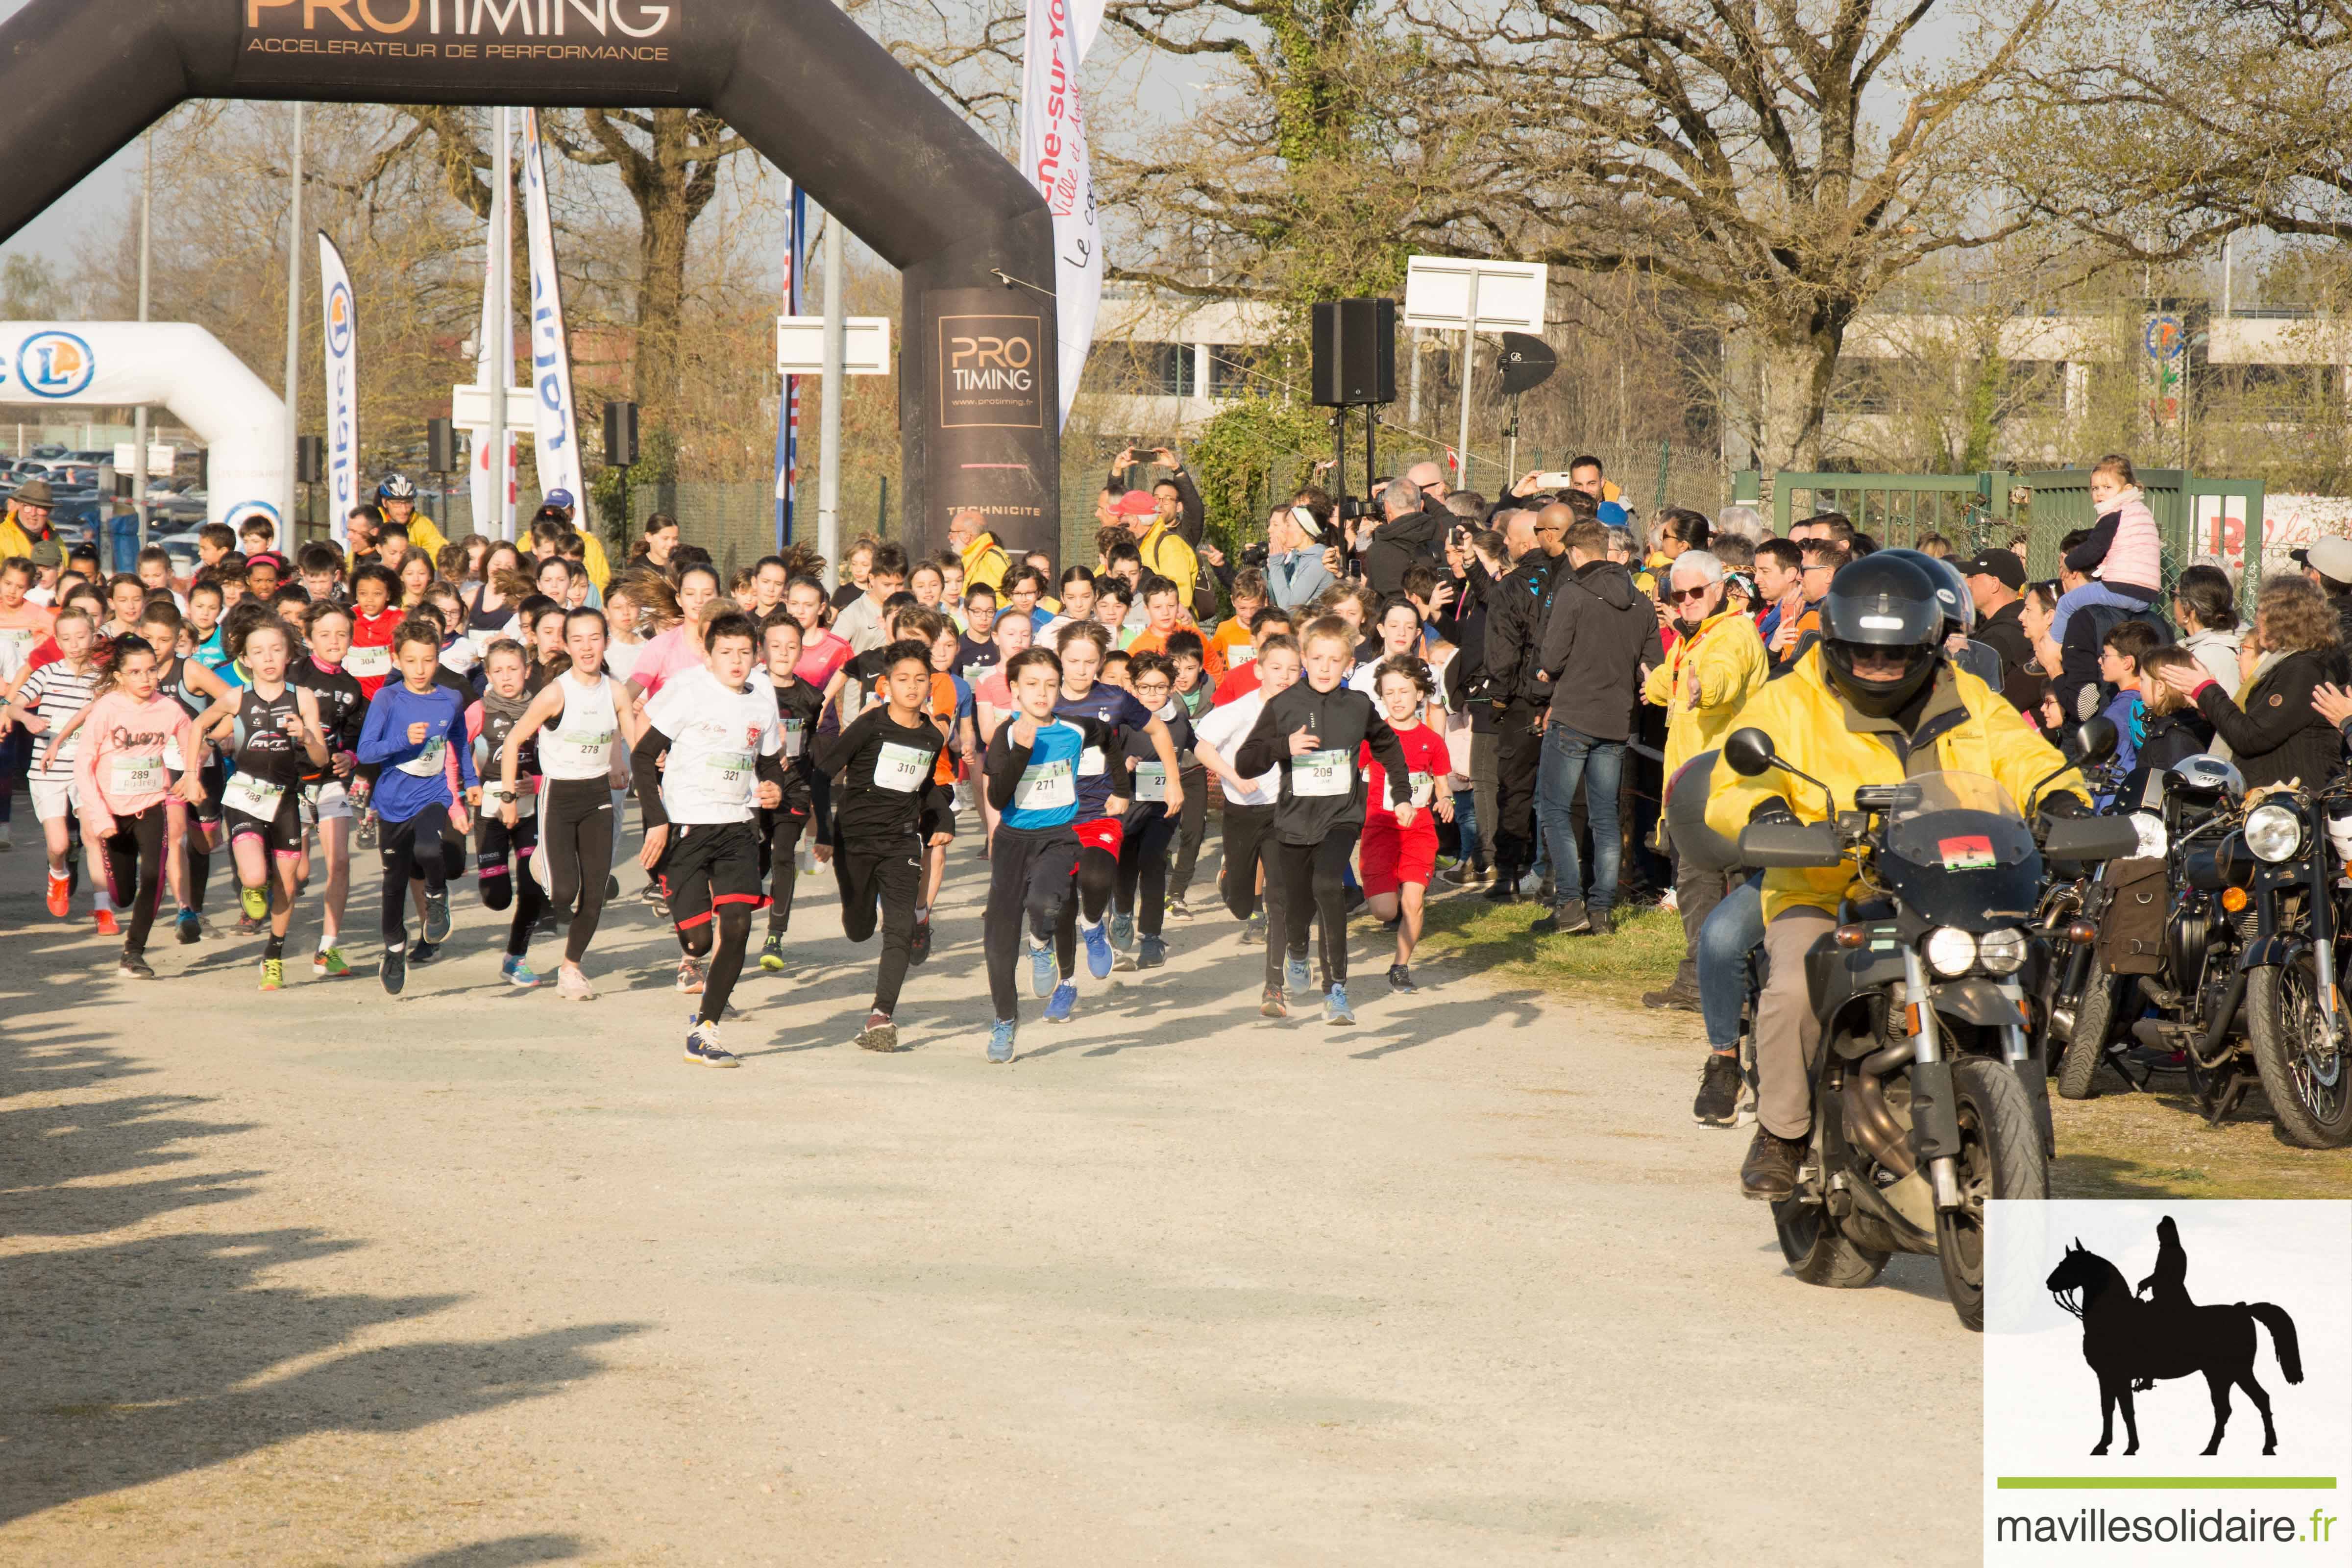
[2070,716,2119,765]
[1724,727,1777,777]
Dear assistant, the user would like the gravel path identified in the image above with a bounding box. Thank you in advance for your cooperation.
[0,830,1979,1564]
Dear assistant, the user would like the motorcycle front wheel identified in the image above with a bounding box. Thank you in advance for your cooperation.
[2057,973,2118,1100]
[1772,1196,1888,1290]
[1935,1059,2049,1332]
[2246,956,2352,1148]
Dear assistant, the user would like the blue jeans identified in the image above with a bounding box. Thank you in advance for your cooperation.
[1698,875,1765,1050]
[2049,579,2156,641]
[1451,788,1479,865]
[1533,722,1623,914]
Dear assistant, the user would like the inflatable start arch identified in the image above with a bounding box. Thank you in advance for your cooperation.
[0,0,1059,562]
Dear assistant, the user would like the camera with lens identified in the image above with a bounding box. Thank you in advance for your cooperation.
[1240,541,1270,568]
[1336,494,1373,524]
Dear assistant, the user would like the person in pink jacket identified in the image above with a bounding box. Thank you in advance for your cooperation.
[2050,452,2163,639]
[71,635,204,977]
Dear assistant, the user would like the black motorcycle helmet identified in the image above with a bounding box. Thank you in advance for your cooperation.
[1817,553,1946,718]
[1877,547,1974,638]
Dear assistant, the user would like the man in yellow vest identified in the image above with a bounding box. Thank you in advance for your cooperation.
[947,507,1010,593]
[375,474,448,560]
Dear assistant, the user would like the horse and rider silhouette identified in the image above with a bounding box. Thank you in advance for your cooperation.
[2045,1217,2303,1457]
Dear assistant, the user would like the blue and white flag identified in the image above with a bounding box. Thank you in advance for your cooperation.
[316,232,359,542]
[522,109,583,506]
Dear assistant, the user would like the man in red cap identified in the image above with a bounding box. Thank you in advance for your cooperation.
[1120,489,1199,617]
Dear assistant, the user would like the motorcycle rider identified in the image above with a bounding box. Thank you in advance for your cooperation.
[1703,555,2091,1200]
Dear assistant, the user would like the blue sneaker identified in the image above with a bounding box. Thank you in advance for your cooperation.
[987,1018,1017,1063]
[1081,920,1113,980]
[684,1021,740,1068]
[1323,983,1355,1026]
[175,908,200,945]
[1028,937,1056,998]
[1286,955,1311,995]
[1045,979,1078,1023]
[501,954,540,988]
[1110,911,1134,951]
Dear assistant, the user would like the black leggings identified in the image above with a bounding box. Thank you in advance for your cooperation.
[1052,837,1120,978]
[379,803,450,949]
[100,805,169,955]
[540,779,616,965]
[1168,763,1207,899]
[983,824,1079,1021]
[760,806,811,935]
[833,831,921,1014]
[1114,804,1180,938]
[476,808,546,958]
[1273,833,1355,988]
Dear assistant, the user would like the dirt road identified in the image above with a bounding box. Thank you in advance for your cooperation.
[0,835,1980,1564]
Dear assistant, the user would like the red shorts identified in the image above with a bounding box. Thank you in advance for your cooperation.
[1359,816,1436,896]
[1074,816,1124,858]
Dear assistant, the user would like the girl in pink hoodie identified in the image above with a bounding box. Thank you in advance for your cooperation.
[2050,452,2162,639]
[72,635,202,977]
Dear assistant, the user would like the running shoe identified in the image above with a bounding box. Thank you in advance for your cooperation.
[987,1018,1017,1063]
[1112,942,1139,972]
[422,888,451,944]
[381,947,407,996]
[45,872,69,918]
[354,808,378,849]
[1259,984,1287,1019]
[237,910,265,936]
[1137,934,1167,969]
[1110,911,1134,951]
[1387,962,1417,994]
[855,1011,901,1053]
[675,955,707,994]
[1081,920,1113,980]
[93,908,120,937]
[909,917,932,967]
[605,874,621,901]
[175,908,200,945]
[759,933,785,973]
[410,938,439,965]
[1323,983,1355,1026]
[557,964,596,1002]
[314,945,350,978]
[240,883,268,921]
[501,955,540,988]
[534,912,558,938]
[117,953,155,980]
[684,1021,740,1068]
[1045,979,1078,1023]
[1285,955,1311,996]
[1239,912,1264,946]
[1166,898,1192,921]
[1028,937,1056,999]
[258,956,285,992]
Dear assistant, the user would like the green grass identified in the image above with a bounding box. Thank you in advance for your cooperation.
[1417,891,1686,1009]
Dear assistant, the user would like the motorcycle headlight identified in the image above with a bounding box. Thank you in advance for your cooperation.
[1925,926,1978,977]
[2245,803,2303,863]
[2129,811,2168,859]
[1978,927,2030,975]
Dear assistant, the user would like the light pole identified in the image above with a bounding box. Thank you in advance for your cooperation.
[817,210,845,585]
[283,102,302,533]
[133,128,151,546]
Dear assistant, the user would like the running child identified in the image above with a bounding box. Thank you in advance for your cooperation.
[192,616,330,990]
[469,639,549,986]
[1359,655,1452,993]
[141,601,233,942]
[1161,629,1213,918]
[915,609,977,961]
[289,602,365,974]
[816,636,950,1051]
[1232,615,1415,1025]
[70,636,203,976]
[755,613,826,973]
[979,646,1129,1062]
[632,610,787,1067]
[496,606,634,1001]
[4,607,103,924]
[1110,652,1193,969]
[345,562,402,847]
[357,616,480,994]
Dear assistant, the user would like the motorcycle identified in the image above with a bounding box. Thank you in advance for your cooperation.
[1722,721,2138,1331]
[2052,754,2243,1101]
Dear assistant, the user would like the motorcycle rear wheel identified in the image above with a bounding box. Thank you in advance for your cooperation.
[1772,1195,1889,1289]
[1936,1058,2048,1332]
[2056,973,2117,1101]
[2246,957,2352,1148]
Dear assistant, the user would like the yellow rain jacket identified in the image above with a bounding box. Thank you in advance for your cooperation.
[1645,605,1768,795]
[959,530,1011,593]
[1704,646,2085,921]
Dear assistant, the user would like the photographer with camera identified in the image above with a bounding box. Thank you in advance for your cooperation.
[1363,468,1454,599]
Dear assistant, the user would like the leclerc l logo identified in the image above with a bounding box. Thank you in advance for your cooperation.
[17,331,94,398]
[327,282,353,354]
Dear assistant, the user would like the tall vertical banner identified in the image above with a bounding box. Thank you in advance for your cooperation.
[316,233,360,543]
[469,182,514,539]
[521,110,583,505]
[1018,0,1105,429]
[773,181,807,548]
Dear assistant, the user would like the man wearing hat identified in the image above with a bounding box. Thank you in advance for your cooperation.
[1120,487,1199,609]
[375,473,449,560]
[0,476,58,563]
[536,486,612,588]
[2293,535,2352,648]
[1959,547,2044,713]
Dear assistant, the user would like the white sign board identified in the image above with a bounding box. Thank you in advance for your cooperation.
[450,383,537,428]
[1402,257,1549,333]
[776,316,893,376]
[113,443,178,473]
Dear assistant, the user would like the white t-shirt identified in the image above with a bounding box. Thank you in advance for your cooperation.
[603,637,645,684]
[642,665,782,825]
[1194,689,1279,808]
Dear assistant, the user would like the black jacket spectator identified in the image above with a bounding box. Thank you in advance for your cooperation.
[1363,506,1450,599]
[1976,599,2044,713]
[1480,551,1566,707]
[1535,560,1664,741]
[2193,647,2349,792]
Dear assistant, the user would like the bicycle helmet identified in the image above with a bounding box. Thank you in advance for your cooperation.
[377,472,417,503]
